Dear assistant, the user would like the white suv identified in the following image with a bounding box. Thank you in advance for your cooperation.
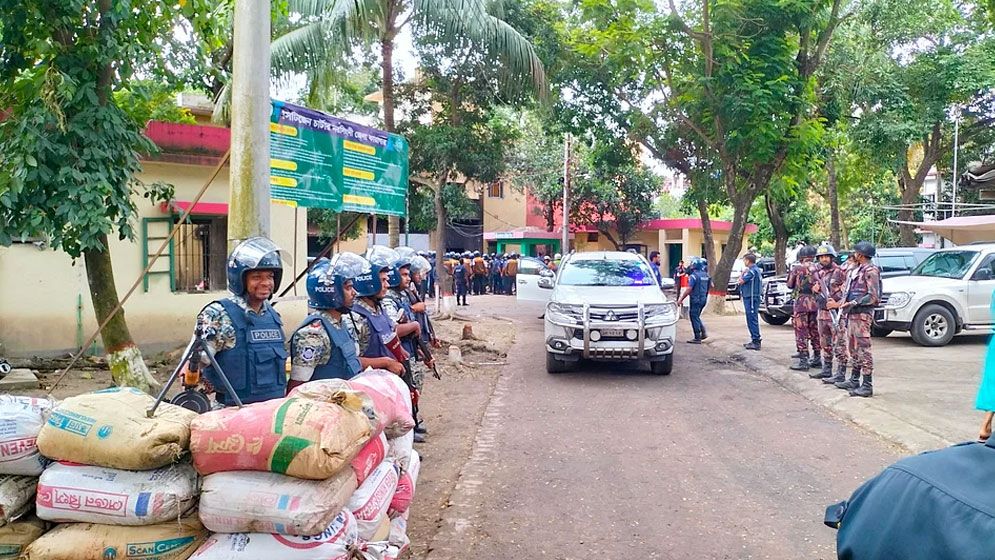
[876,244,995,346]
[541,251,678,374]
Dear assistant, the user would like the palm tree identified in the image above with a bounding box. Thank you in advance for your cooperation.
[268,0,548,246]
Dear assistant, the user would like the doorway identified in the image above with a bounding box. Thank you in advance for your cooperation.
[666,243,683,277]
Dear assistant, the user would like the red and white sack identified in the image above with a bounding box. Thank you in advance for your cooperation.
[386,429,413,472]
[0,475,36,526]
[347,460,398,541]
[190,509,362,560]
[387,449,420,518]
[288,380,381,436]
[199,468,357,536]
[189,397,372,479]
[36,462,197,525]
[385,515,410,559]
[347,370,413,438]
[351,433,387,486]
[0,396,55,476]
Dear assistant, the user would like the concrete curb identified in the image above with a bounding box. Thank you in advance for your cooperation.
[706,337,956,455]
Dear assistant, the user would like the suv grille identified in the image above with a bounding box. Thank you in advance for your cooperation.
[588,308,638,321]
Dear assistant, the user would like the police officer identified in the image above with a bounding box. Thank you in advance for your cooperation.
[739,253,763,350]
[831,241,881,398]
[196,237,288,406]
[677,257,710,343]
[427,251,437,298]
[787,245,821,371]
[472,251,487,295]
[348,246,408,377]
[287,253,368,391]
[490,253,503,294]
[504,253,519,295]
[453,256,469,305]
[810,245,846,380]
[406,254,439,439]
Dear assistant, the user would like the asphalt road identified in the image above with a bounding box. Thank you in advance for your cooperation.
[426,299,903,560]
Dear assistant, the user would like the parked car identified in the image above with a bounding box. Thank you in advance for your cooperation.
[541,251,679,375]
[516,256,555,303]
[759,247,935,328]
[727,257,777,298]
[875,244,995,346]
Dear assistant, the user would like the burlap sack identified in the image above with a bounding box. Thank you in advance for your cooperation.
[21,517,206,560]
[288,380,380,435]
[0,475,36,526]
[36,388,197,470]
[190,397,372,480]
[0,515,46,560]
[199,468,357,536]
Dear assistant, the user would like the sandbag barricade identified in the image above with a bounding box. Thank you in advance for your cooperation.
[0,475,36,526]
[287,381,381,436]
[36,462,198,525]
[198,469,357,536]
[347,370,414,439]
[21,517,207,560]
[36,388,197,471]
[189,397,372,480]
[0,515,47,560]
[0,396,55,476]
[346,460,399,541]
[352,433,387,486]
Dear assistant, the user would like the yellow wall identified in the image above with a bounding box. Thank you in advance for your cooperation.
[0,161,309,356]
[463,181,527,233]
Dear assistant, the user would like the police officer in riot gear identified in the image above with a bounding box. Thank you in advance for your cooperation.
[196,237,288,406]
[348,247,406,377]
[287,253,369,391]
[677,257,711,343]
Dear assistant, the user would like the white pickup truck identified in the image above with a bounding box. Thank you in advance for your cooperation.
[875,244,995,346]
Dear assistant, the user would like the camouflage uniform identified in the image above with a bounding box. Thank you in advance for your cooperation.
[385,288,426,391]
[197,295,252,354]
[814,262,847,364]
[845,262,882,376]
[289,309,362,384]
[787,261,820,355]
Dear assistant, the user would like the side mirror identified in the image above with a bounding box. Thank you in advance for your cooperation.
[974,268,993,281]
[539,269,554,278]
[660,278,676,290]
[538,277,555,289]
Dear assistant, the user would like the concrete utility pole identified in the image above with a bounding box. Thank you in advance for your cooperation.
[952,108,961,218]
[228,0,272,246]
[562,133,571,254]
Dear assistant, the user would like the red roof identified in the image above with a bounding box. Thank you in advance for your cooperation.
[143,121,230,166]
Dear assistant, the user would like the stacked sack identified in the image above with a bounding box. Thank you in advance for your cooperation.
[0,396,55,559]
[23,387,207,560]
[190,368,420,559]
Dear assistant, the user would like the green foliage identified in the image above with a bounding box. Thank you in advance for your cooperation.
[308,210,367,243]
[749,194,819,254]
[655,191,693,219]
[114,83,197,127]
[408,182,479,232]
[0,0,204,257]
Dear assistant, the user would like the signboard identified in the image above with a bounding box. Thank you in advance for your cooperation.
[268,100,409,216]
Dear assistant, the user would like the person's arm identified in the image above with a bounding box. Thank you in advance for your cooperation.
[360,356,405,375]
[786,266,797,289]
[409,301,427,313]
[395,321,420,338]
[738,267,750,286]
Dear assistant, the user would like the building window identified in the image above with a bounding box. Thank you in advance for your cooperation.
[587,232,599,242]
[487,181,504,198]
[174,216,228,292]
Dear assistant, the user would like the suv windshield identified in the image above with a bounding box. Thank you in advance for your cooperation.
[558,258,656,287]
[912,250,980,279]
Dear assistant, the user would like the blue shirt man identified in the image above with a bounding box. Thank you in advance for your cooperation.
[739,253,763,350]
[649,251,663,287]
[677,258,711,344]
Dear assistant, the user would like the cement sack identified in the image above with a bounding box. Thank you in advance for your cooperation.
[21,517,207,560]
[189,509,360,560]
[0,475,36,525]
[288,380,381,436]
[199,468,357,536]
[386,449,419,518]
[190,397,372,480]
[347,460,398,541]
[386,515,409,557]
[36,388,197,470]
[386,429,413,472]
[347,370,414,438]
[352,433,387,486]
[0,396,55,476]
[0,515,46,559]
[36,462,198,525]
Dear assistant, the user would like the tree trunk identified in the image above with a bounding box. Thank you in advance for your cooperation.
[706,191,755,314]
[897,174,921,247]
[381,10,400,247]
[695,196,716,266]
[83,234,158,393]
[827,152,842,249]
[765,193,789,274]
[434,172,457,316]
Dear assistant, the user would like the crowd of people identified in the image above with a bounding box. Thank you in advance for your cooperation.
[440,250,560,303]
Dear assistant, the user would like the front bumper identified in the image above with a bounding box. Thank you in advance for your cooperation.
[544,302,678,361]
[873,308,911,331]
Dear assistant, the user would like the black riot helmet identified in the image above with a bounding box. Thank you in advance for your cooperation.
[798,245,818,260]
[853,241,877,259]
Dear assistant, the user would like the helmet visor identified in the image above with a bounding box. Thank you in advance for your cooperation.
[330,252,370,279]
[366,245,400,270]
[410,255,431,275]
[230,237,286,269]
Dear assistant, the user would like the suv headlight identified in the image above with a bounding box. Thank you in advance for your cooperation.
[885,292,914,309]
[645,303,678,325]
[547,302,582,324]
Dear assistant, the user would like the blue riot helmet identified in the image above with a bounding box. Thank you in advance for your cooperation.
[226,237,284,297]
[306,253,369,311]
[689,257,708,272]
[387,247,416,288]
[410,255,431,279]
[357,246,397,298]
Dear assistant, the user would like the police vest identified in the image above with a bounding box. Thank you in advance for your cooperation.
[351,303,395,359]
[387,290,417,356]
[206,299,287,406]
[690,271,710,302]
[295,314,361,381]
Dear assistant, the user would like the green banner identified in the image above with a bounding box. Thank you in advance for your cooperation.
[268,100,409,216]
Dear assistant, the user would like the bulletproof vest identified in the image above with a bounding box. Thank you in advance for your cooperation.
[845,263,881,313]
[206,298,287,406]
[295,314,361,381]
[792,262,815,295]
[814,264,839,309]
[351,302,394,359]
[454,265,468,281]
[492,259,504,274]
[473,258,486,275]
[388,290,416,356]
[407,288,432,343]
[690,270,710,302]
[505,259,518,275]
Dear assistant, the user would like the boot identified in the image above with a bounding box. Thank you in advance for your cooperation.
[791,351,803,358]
[790,354,810,371]
[808,354,822,369]
[823,364,847,385]
[835,367,861,390]
[850,374,873,398]
[809,359,833,379]
[744,340,761,351]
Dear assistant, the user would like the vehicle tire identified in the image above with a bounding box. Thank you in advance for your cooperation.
[760,312,790,326]
[910,304,956,347]
[650,354,673,376]
[870,326,893,338]
[546,352,569,374]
